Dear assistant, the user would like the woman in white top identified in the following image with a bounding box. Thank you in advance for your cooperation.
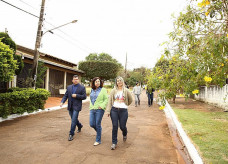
[106,76,133,150]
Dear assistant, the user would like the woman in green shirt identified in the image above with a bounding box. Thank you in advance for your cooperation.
[89,77,108,146]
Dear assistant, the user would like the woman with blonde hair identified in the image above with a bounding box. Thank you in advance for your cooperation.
[106,76,133,150]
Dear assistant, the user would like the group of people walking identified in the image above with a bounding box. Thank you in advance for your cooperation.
[60,75,132,150]
[60,75,155,150]
[132,82,155,107]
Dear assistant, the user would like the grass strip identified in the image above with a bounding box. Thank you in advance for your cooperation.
[173,108,228,163]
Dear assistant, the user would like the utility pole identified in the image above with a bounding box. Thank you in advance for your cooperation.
[124,52,127,77]
[5,28,8,33]
[32,0,45,89]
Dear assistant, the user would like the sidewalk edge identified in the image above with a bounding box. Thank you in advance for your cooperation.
[0,98,90,123]
[160,100,204,164]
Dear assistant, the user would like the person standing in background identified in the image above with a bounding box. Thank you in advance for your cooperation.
[146,86,155,107]
[133,82,142,107]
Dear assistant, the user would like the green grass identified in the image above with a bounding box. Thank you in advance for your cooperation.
[173,108,228,164]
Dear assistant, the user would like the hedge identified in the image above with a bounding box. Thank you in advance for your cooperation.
[0,88,50,118]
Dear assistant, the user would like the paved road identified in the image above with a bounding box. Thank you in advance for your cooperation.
[0,91,180,164]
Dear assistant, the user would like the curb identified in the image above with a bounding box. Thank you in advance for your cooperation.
[0,98,90,123]
[160,100,204,164]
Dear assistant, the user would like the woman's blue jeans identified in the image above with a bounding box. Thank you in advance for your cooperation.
[90,109,104,143]
[110,107,128,144]
[69,109,82,136]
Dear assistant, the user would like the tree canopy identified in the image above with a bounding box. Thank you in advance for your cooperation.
[78,53,122,81]
[0,40,18,82]
[0,32,24,75]
[146,0,228,105]
[85,53,123,68]
[125,67,147,87]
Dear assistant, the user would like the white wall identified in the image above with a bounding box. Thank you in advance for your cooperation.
[195,85,228,111]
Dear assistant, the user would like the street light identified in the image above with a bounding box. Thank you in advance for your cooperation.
[43,20,78,36]
[32,19,78,89]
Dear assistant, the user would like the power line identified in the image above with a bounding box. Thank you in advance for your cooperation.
[18,0,38,11]
[0,0,39,18]
[42,23,95,54]
[57,29,95,52]
[41,30,91,54]
[44,20,96,52]
[16,1,95,52]
[52,33,92,54]
[1,0,95,54]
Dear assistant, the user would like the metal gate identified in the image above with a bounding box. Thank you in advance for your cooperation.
[16,63,33,88]
[49,68,64,97]
[66,73,75,87]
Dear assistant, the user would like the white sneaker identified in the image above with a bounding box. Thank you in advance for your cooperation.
[111,144,117,150]
[93,142,100,146]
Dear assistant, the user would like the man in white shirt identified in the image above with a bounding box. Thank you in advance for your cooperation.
[133,82,142,107]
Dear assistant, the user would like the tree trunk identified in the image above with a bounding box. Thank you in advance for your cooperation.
[172,95,176,104]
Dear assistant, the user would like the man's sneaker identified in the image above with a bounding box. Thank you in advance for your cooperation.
[93,142,100,146]
[111,144,117,150]
[77,125,83,133]
[68,134,74,141]
[123,135,127,142]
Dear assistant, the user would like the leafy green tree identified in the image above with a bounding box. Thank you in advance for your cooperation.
[78,61,119,80]
[125,71,144,86]
[147,55,198,103]
[85,53,99,61]
[0,33,16,51]
[85,53,123,68]
[125,75,137,87]
[0,40,18,82]
[147,0,228,105]
[124,67,148,87]
[133,67,147,75]
[167,0,228,87]
[79,53,122,81]
[0,32,24,75]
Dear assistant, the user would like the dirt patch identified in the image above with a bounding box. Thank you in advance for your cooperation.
[169,97,224,112]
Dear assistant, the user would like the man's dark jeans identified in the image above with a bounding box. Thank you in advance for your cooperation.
[69,109,82,136]
[147,93,153,106]
[110,107,128,144]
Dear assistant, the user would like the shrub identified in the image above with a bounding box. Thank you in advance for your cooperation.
[0,88,50,118]
[104,84,113,89]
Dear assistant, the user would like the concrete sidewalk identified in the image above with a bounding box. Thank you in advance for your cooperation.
[0,91,186,164]
[44,97,63,109]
